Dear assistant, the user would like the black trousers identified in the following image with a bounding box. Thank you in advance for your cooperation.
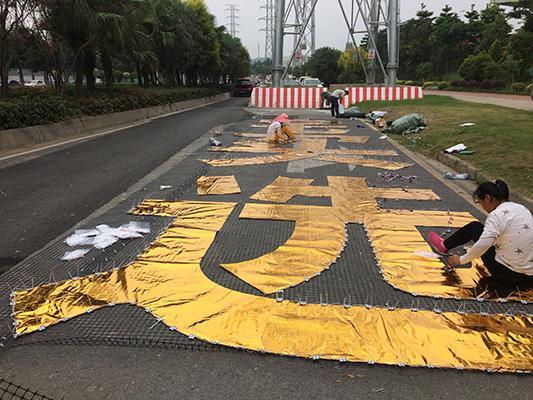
[444,221,532,285]
[330,96,339,117]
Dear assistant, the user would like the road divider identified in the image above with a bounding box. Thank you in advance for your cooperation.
[0,93,230,153]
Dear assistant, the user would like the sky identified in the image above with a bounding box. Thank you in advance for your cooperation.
[204,0,495,59]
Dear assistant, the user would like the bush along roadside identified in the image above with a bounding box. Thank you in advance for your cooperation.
[0,86,226,130]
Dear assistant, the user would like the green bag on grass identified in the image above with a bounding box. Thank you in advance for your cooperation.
[389,113,427,134]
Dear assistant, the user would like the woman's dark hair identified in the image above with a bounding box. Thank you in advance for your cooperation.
[473,180,509,202]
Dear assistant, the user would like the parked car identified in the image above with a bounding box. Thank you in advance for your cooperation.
[24,80,46,87]
[282,79,300,87]
[299,77,323,87]
[232,78,255,97]
[8,80,21,87]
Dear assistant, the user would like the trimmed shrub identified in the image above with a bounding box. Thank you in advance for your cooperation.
[405,80,414,85]
[396,80,405,85]
[451,80,465,88]
[511,82,526,92]
[526,83,532,93]
[438,81,451,89]
[481,79,505,90]
[0,86,225,130]
[464,80,480,88]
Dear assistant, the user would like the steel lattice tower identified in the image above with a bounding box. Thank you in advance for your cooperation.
[284,0,316,65]
[272,0,400,86]
[225,4,239,38]
[260,0,275,59]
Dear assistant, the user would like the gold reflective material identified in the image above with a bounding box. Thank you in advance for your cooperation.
[196,176,241,195]
[202,134,406,170]
[12,200,533,372]
[200,153,313,167]
[317,155,412,171]
[235,132,369,144]
[213,140,397,157]
[244,176,533,302]
[222,204,346,294]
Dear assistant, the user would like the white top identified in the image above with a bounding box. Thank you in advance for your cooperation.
[460,202,533,275]
[331,89,346,99]
[267,121,281,140]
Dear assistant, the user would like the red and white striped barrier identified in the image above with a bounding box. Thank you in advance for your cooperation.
[345,86,423,104]
[250,87,326,109]
[249,86,424,109]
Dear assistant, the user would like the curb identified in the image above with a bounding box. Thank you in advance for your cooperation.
[437,152,532,210]
[0,93,231,152]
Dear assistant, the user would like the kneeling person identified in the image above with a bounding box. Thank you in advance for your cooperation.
[267,113,297,144]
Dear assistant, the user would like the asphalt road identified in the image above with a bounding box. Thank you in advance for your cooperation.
[1,345,531,400]
[0,97,249,274]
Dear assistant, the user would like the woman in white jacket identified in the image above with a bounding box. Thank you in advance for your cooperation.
[429,180,533,285]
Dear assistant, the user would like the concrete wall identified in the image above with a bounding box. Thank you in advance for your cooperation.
[0,93,230,152]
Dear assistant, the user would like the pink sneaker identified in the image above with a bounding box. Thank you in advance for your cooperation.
[428,231,448,255]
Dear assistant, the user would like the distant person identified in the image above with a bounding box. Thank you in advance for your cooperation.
[321,91,331,109]
[267,113,297,144]
[330,88,349,118]
[429,180,533,285]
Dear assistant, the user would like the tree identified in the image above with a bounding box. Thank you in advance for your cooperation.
[302,47,342,85]
[337,47,367,83]
[216,26,250,83]
[459,51,499,82]
[415,62,433,81]
[479,4,511,50]
[429,5,466,77]
[397,3,434,79]
[0,0,36,97]
[506,29,533,82]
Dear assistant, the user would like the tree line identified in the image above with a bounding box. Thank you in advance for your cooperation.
[260,2,532,88]
[0,0,251,98]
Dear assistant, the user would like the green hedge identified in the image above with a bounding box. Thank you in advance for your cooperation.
[0,86,225,130]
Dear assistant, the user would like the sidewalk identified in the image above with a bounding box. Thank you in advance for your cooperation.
[426,90,533,111]
[1,110,531,399]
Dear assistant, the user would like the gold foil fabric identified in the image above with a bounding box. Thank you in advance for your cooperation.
[235,132,369,144]
[202,134,407,170]
[222,204,346,294]
[12,200,533,372]
[197,176,241,196]
[317,155,412,171]
[246,176,533,301]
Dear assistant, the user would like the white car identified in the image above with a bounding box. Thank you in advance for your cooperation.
[300,78,323,87]
[24,80,46,87]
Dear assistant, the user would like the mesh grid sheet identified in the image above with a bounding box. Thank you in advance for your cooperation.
[1,117,531,353]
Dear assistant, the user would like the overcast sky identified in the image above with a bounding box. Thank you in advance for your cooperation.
[204,0,495,59]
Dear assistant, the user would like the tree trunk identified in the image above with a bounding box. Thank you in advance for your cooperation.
[101,49,114,86]
[136,62,143,87]
[18,65,24,84]
[0,32,9,98]
[83,49,96,91]
[75,55,84,96]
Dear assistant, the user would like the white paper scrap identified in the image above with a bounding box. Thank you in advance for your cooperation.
[61,249,91,261]
[121,221,151,234]
[93,235,119,249]
[65,234,95,247]
[445,143,467,153]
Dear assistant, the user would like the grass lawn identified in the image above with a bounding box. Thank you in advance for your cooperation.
[356,95,533,198]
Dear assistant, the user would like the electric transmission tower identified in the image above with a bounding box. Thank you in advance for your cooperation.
[272,0,400,87]
[260,0,275,59]
[225,4,240,38]
[284,0,316,66]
